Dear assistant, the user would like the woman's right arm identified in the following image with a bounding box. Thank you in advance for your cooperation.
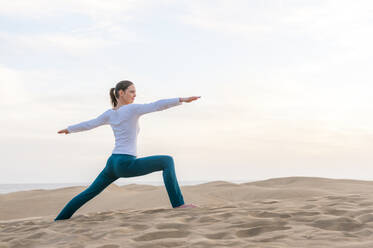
[57,109,111,135]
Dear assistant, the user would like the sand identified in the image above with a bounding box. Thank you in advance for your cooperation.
[2,176,373,247]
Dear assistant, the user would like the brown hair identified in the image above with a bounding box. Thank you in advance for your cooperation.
[110,80,134,107]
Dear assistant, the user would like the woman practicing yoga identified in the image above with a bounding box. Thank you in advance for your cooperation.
[54,80,200,221]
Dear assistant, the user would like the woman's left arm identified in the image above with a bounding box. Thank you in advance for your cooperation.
[132,96,201,117]
[132,98,182,117]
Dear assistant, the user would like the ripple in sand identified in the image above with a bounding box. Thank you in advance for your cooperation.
[230,220,288,229]
[248,211,291,218]
[197,216,219,223]
[155,223,189,230]
[26,231,46,239]
[359,201,373,207]
[236,225,292,238]
[86,232,108,239]
[141,208,169,214]
[206,212,234,219]
[310,217,364,231]
[353,229,373,236]
[1,237,15,242]
[74,228,90,234]
[70,243,85,248]
[212,205,238,209]
[356,213,373,224]
[132,230,190,241]
[322,208,349,216]
[6,226,39,233]
[257,200,280,204]
[306,198,320,201]
[290,211,320,216]
[255,234,288,242]
[301,204,317,209]
[325,195,365,203]
[95,244,120,248]
[137,240,186,248]
[205,231,234,240]
[119,223,149,231]
[106,227,133,238]
[343,232,358,238]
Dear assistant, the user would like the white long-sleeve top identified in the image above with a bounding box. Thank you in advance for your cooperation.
[67,98,183,156]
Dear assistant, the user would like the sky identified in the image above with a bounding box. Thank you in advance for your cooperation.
[1,0,373,185]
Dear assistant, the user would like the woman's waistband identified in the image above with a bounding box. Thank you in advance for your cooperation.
[111,153,137,158]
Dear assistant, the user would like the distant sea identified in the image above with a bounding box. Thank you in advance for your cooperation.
[0,180,252,194]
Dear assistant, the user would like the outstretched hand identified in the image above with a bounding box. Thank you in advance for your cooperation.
[58,128,69,135]
[181,96,201,103]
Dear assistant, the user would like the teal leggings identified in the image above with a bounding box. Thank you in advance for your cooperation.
[54,154,185,221]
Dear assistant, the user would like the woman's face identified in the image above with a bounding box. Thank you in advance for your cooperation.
[120,84,136,104]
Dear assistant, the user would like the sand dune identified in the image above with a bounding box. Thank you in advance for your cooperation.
[2,177,373,247]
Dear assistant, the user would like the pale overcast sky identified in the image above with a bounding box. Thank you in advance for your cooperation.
[1,0,373,184]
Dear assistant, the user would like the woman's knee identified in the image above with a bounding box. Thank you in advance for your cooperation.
[161,155,174,168]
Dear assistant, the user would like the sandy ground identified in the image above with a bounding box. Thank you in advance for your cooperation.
[2,177,373,247]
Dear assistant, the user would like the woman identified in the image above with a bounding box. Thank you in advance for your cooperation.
[54,80,200,221]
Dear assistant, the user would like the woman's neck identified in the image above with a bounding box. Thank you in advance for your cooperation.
[113,100,130,110]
